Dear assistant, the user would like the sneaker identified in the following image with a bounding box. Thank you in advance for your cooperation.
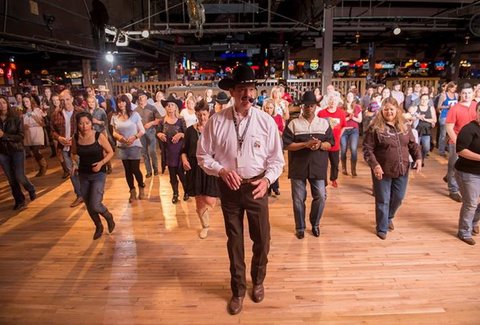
[145,173,152,178]
[449,192,462,202]
[458,235,476,246]
[70,196,84,207]
[331,180,338,188]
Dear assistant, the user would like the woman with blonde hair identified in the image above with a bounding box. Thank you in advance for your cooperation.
[157,95,188,203]
[363,97,422,240]
[180,95,198,128]
[271,85,290,121]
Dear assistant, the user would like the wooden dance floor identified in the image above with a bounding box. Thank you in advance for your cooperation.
[1,150,479,324]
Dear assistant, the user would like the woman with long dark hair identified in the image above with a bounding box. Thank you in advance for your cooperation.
[0,95,36,210]
[72,112,115,240]
[111,94,146,203]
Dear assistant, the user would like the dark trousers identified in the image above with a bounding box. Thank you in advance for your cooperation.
[121,159,144,190]
[328,150,340,181]
[168,166,186,195]
[218,180,270,297]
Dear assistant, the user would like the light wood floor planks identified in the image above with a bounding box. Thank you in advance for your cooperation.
[0,150,479,324]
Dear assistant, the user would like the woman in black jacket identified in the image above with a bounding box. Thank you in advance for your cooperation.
[0,95,36,210]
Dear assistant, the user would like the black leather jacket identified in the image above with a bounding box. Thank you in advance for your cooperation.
[0,115,24,154]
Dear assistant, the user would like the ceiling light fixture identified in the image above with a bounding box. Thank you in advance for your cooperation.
[105,52,114,63]
[141,30,150,38]
[393,26,401,35]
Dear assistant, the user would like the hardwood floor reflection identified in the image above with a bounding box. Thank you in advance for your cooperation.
[0,151,479,324]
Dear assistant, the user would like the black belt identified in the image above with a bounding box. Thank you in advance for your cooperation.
[240,172,266,184]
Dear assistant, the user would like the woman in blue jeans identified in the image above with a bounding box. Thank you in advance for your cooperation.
[0,95,36,210]
[72,112,115,240]
[341,92,362,177]
[454,102,480,245]
[363,97,422,240]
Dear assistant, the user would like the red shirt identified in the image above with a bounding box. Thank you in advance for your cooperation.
[446,101,477,144]
[273,114,284,133]
[344,104,362,129]
[318,108,347,151]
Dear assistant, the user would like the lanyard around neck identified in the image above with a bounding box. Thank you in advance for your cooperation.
[232,107,251,150]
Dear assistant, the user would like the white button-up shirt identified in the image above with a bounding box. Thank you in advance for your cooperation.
[197,106,285,184]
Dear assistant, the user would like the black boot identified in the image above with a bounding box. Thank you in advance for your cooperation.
[351,160,357,177]
[341,159,348,176]
[172,194,179,204]
[100,209,115,233]
[91,214,104,240]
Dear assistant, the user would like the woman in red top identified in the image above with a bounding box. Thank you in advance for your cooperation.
[318,94,347,187]
[341,92,363,176]
[263,99,284,196]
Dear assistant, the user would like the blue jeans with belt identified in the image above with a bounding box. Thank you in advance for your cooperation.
[79,172,108,219]
[0,151,35,205]
[140,128,159,175]
[455,170,480,239]
[372,172,409,234]
[340,128,359,162]
[291,178,326,231]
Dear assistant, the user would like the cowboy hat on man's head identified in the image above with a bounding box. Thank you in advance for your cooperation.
[215,91,231,104]
[301,91,318,106]
[218,65,257,91]
[161,94,183,109]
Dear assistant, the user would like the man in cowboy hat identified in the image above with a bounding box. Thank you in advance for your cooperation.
[282,90,334,239]
[197,65,284,315]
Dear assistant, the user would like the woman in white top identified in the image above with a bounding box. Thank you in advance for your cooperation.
[271,85,290,121]
[111,94,146,203]
[23,95,47,177]
[180,96,198,128]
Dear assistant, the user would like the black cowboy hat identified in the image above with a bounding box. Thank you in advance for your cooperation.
[215,91,231,104]
[161,94,183,109]
[218,65,257,91]
[301,91,318,106]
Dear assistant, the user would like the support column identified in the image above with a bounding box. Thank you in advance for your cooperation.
[321,5,333,94]
[283,42,290,80]
[170,52,176,81]
[368,42,375,83]
[447,44,464,82]
[82,59,92,87]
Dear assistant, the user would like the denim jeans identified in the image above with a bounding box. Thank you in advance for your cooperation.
[372,172,409,234]
[419,135,431,160]
[340,128,359,162]
[291,178,326,231]
[62,150,82,197]
[79,172,108,218]
[447,143,459,194]
[140,128,159,174]
[0,151,35,204]
[455,170,480,238]
[438,117,447,155]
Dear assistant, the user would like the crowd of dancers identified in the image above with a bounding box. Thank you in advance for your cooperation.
[1,65,479,314]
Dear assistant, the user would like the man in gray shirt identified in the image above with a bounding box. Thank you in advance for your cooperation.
[136,91,160,177]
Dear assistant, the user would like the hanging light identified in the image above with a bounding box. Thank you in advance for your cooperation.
[355,32,360,44]
[105,52,114,63]
[465,35,470,45]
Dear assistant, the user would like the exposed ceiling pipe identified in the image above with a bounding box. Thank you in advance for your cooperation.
[3,0,7,33]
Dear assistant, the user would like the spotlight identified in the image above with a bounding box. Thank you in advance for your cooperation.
[393,27,401,35]
[141,30,150,38]
[105,52,114,63]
